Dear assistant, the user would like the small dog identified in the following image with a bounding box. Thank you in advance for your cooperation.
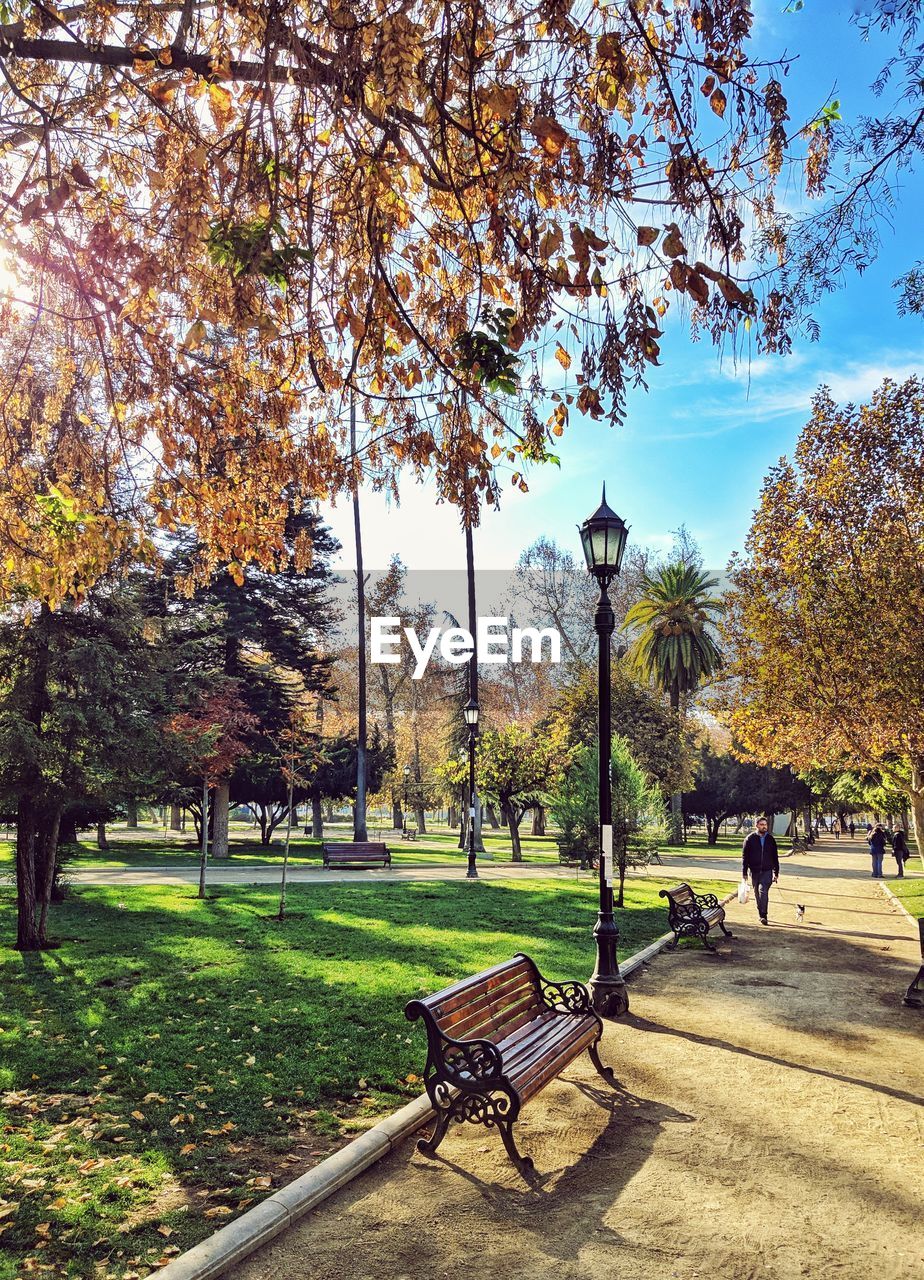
[795,903,805,922]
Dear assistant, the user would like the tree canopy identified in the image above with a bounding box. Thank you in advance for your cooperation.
[722,376,924,839]
[1,0,811,603]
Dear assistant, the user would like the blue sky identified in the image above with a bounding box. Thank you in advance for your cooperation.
[322,1,924,574]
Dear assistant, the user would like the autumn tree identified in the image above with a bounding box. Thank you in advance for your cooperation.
[0,1,817,602]
[477,721,569,860]
[168,689,256,897]
[722,377,924,844]
[155,509,339,853]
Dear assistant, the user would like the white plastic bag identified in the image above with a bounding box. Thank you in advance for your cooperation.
[737,878,750,905]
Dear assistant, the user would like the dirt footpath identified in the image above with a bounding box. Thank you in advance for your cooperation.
[227,845,924,1280]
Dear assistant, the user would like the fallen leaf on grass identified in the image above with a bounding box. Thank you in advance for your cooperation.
[180,1143,197,1155]
[156,1226,172,1238]
[203,1206,233,1219]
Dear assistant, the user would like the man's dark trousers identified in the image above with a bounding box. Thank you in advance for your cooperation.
[754,870,774,921]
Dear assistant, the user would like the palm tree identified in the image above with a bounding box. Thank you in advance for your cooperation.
[624,563,724,842]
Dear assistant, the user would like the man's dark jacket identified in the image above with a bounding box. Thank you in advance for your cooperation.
[742,831,779,881]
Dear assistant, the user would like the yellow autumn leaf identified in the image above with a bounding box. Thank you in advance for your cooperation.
[529,116,569,158]
[554,343,571,371]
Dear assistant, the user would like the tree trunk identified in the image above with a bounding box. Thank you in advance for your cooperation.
[616,858,626,909]
[669,685,684,844]
[311,794,324,840]
[125,800,139,829]
[198,780,209,899]
[531,805,546,836]
[908,775,924,867]
[279,775,294,920]
[414,802,427,834]
[486,804,500,829]
[392,797,403,830]
[351,396,369,843]
[504,801,522,862]
[14,608,52,950]
[96,821,109,851]
[15,796,41,951]
[212,781,230,858]
[706,816,720,845]
[448,804,458,828]
[36,807,62,942]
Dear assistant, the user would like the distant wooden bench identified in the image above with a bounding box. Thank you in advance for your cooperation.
[625,846,663,874]
[405,953,617,1172]
[400,826,418,841]
[322,841,390,869]
[659,882,732,951]
[556,839,595,869]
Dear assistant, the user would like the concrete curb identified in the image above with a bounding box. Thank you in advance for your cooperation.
[153,1094,434,1280]
[153,886,736,1280]
[878,880,919,928]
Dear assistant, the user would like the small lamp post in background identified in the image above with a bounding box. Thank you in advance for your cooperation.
[579,486,630,1018]
[403,766,411,831]
[463,698,480,879]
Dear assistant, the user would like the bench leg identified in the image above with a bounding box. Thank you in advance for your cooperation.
[416,1106,451,1159]
[588,1040,618,1088]
[497,1116,534,1173]
[719,921,734,939]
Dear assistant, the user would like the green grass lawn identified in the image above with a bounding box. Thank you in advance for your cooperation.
[890,875,924,919]
[0,827,748,875]
[660,832,744,859]
[0,873,727,1279]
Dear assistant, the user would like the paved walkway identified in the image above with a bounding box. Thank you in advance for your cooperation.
[224,840,923,1280]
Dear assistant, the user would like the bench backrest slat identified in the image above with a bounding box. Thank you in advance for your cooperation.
[323,842,388,855]
[662,883,695,906]
[417,955,543,1043]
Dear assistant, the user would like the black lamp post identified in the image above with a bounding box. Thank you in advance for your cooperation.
[579,486,630,1018]
[403,766,411,830]
[463,698,480,879]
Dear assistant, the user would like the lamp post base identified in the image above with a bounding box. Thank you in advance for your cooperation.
[590,911,629,1018]
[588,975,629,1018]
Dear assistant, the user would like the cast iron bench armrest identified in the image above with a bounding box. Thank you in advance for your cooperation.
[540,978,593,1015]
[694,892,721,909]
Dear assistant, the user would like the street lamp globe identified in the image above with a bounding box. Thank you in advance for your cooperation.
[463,698,480,728]
[579,486,629,583]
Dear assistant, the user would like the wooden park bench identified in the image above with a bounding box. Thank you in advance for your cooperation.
[555,838,596,870]
[659,882,733,951]
[321,841,391,869]
[625,845,663,875]
[405,953,617,1172]
[400,826,418,841]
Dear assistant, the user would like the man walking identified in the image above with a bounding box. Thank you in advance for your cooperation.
[742,816,779,926]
